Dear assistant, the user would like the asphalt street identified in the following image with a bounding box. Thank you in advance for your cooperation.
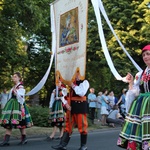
[0,128,123,150]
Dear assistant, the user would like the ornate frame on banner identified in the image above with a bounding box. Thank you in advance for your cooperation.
[53,0,88,86]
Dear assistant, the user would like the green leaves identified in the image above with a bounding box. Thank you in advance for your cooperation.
[0,0,149,102]
[86,0,149,94]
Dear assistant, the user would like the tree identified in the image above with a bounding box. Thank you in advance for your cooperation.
[86,0,150,95]
[0,0,55,106]
[0,0,149,103]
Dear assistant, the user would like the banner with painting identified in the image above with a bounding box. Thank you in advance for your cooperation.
[53,0,88,85]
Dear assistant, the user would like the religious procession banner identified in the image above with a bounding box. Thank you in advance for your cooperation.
[53,0,88,85]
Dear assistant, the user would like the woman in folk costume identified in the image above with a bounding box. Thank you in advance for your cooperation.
[0,72,33,146]
[47,81,68,140]
[117,45,150,150]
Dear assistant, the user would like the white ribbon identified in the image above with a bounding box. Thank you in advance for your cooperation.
[91,0,142,81]
[98,0,142,72]
[26,0,142,95]
[91,0,122,80]
[26,5,56,96]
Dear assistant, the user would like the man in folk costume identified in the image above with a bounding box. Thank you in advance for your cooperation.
[52,71,89,150]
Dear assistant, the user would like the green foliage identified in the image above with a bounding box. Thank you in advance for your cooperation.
[28,106,92,127]
[86,0,150,95]
[0,0,54,104]
[0,0,150,103]
[29,105,50,127]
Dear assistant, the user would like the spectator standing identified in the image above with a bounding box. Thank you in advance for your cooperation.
[88,88,97,124]
[0,88,9,109]
[107,91,115,111]
[96,92,102,122]
[101,89,109,126]
[114,96,119,105]
[117,88,127,118]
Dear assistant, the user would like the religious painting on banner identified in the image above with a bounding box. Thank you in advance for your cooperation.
[53,0,88,86]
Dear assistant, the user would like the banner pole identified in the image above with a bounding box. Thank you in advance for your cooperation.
[66,86,71,135]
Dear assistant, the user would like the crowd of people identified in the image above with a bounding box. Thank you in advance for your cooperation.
[0,70,89,150]
[0,44,150,150]
[0,73,128,149]
[87,87,126,127]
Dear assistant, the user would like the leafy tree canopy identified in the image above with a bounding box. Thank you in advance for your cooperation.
[0,0,149,103]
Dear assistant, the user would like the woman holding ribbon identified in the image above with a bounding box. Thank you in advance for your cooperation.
[117,45,150,150]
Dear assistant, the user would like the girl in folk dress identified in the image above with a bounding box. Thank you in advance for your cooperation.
[117,45,150,150]
[47,81,68,141]
[0,72,33,146]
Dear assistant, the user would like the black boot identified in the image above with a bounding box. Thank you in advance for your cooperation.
[0,134,10,146]
[78,134,87,150]
[18,134,27,145]
[51,132,70,150]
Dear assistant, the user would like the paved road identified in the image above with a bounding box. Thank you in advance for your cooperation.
[0,128,123,150]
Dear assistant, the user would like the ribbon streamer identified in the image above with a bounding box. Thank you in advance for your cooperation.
[98,0,142,72]
[91,0,142,81]
[26,5,56,96]
[27,0,142,95]
[91,0,122,80]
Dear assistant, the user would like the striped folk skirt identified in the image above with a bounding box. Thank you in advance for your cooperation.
[0,98,33,129]
[49,100,65,127]
[117,92,150,150]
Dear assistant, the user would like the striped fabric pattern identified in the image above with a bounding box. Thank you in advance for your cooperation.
[49,99,65,123]
[0,98,33,128]
[117,93,150,149]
